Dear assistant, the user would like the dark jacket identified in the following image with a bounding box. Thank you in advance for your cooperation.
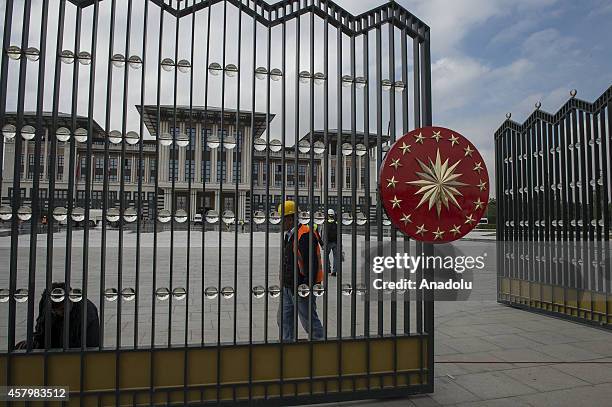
[32,294,100,349]
[281,225,319,288]
[325,219,338,243]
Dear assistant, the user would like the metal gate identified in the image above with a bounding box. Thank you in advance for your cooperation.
[0,0,433,405]
[495,86,612,327]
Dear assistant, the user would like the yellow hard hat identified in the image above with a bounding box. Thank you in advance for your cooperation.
[278,200,296,216]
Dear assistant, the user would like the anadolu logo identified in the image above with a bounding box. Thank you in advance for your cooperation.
[379,126,489,243]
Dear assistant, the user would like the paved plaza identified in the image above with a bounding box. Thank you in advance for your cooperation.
[1,228,610,406]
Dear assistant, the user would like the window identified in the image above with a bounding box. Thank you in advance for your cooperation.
[56,155,64,181]
[330,167,336,189]
[345,167,351,189]
[202,128,212,151]
[8,188,26,200]
[149,158,157,184]
[27,154,35,179]
[201,160,211,182]
[253,162,259,186]
[80,156,88,181]
[169,159,178,181]
[95,157,104,182]
[287,164,295,187]
[360,165,366,188]
[54,189,68,200]
[185,159,195,181]
[328,196,338,206]
[124,158,132,183]
[187,128,196,151]
[223,195,234,211]
[135,158,144,181]
[274,164,282,187]
[19,154,24,178]
[232,160,241,183]
[342,196,351,206]
[313,163,319,188]
[109,157,118,182]
[298,164,306,187]
[216,160,226,183]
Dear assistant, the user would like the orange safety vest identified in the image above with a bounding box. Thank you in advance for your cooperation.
[295,225,324,284]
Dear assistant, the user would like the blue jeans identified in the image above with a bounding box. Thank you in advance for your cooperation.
[277,287,324,341]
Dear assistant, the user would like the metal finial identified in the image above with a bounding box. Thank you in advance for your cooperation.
[505,112,511,119]
[570,89,577,98]
[535,101,541,110]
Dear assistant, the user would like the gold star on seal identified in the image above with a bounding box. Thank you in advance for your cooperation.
[406,148,467,217]
[465,214,476,225]
[473,162,483,174]
[450,224,461,236]
[399,213,412,225]
[386,176,398,188]
[433,227,445,240]
[432,130,442,142]
[464,145,474,157]
[415,224,428,236]
[477,179,487,191]
[399,142,412,155]
[414,132,425,144]
[390,195,402,209]
[390,158,402,170]
[474,197,484,210]
[449,134,459,146]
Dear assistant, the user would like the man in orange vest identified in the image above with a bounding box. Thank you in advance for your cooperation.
[277,200,324,341]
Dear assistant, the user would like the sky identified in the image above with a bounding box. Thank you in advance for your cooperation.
[2,0,612,196]
[336,0,612,192]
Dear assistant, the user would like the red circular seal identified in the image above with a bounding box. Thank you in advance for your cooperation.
[379,126,489,243]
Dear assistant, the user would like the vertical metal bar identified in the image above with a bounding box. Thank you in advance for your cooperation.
[350,19,357,341]
[600,103,610,239]
[264,11,271,345]
[148,1,165,402]
[135,0,150,348]
[388,11,397,341]
[308,6,315,397]
[26,0,50,352]
[322,3,329,342]
[101,0,118,351]
[200,0,212,347]
[362,29,370,340]
[400,23,410,336]
[293,3,301,346]
[64,3,82,350]
[169,0,180,348]
[80,1,101,403]
[335,14,343,389]
[216,0,228,400]
[183,1,196,402]
[279,5,287,397]
[247,1,257,401]
[0,0,14,202]
[421,28,435,389]
[231,0,243,347]
[7,0,32,353]
[579,110,588,241]
[375,19,383,339]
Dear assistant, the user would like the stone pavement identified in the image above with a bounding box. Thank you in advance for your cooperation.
[312,301,612,407]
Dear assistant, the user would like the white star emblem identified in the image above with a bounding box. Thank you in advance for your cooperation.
[390,158,402,170]
[399,142,412,155]
[390,195,402,209]
[449,134,459,146]
[431,130,442,142]
[414,132,425,144]
[473,162,483,174]
[399,213,412,225]
[464,145,474,157]
[386,176,398,188]
[477,179,487,191]
[450,224,461,236]
[415,224,428,236]
[433,227,445,240]
[474,198,484,210]
[465,214,476,225]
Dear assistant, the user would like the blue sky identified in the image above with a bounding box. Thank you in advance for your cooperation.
[337,0,612,192]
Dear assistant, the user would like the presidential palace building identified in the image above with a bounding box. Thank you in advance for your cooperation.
[1,107,387,221]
